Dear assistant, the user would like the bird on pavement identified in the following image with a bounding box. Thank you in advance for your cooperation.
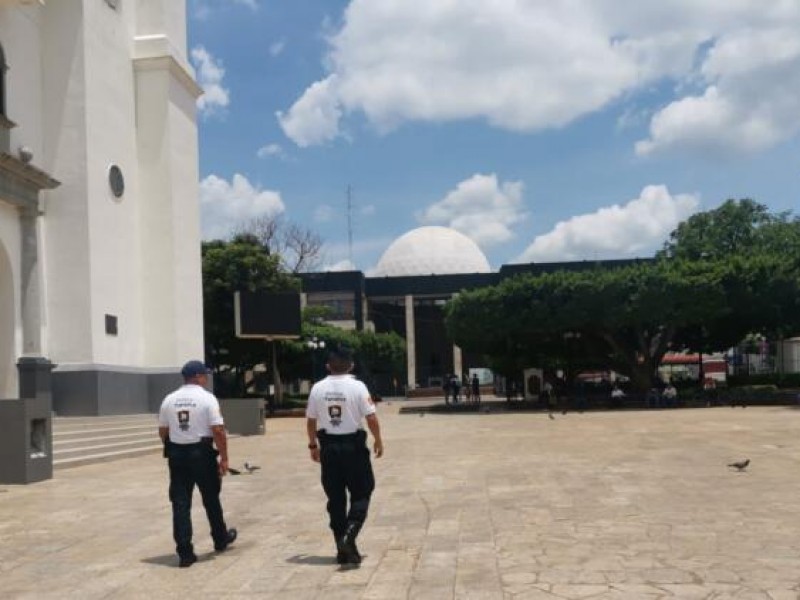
[548,413,555,420]
[228,467,242,475]
[727,459,750,471]
[244,461,261,474]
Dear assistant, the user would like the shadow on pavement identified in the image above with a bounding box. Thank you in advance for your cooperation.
[286,554,336,566]
[141,552,215,568]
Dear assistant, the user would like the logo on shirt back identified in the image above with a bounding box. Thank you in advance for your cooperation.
[178,410,190,431]
[328,405,342,427]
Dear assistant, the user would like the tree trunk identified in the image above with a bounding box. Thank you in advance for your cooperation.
[270,340,284,405]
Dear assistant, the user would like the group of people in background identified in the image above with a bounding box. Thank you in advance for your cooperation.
[443,373,481,404]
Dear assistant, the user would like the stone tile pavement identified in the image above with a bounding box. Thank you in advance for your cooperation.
[2,401,800,599]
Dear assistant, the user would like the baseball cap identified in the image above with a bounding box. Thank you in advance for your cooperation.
[328,344,354,363]
[181,360,211,378]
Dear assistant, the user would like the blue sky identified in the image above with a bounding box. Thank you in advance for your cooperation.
[188,0,800,273]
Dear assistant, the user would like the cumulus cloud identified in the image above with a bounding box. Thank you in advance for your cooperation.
[200,174,285,240]
[256,143,285,159]
[279,0,800,156]
[191,46,230,117]
[416,174,526,247]
[637,26,800,155]
[514,185,699,263]
[277,76,342,147]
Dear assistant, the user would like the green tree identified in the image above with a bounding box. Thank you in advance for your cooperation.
[202,234,300,395]
[280,314,406,395]
[446,261,728,391]
[447,200,800,391]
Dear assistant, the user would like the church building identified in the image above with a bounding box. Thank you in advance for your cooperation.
[0,0,204,414]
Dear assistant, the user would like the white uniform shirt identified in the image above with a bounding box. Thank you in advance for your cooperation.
[306,374,375,434]
[158,384,224,444]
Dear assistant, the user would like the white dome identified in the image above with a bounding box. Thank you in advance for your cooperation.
[373,226,491,276]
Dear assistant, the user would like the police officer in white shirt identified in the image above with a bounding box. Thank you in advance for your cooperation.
[306,346,383,565]
[158,360,237,568]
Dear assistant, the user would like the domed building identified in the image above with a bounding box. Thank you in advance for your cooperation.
[372,226,491,277]
[299,227,659,396]
[301,226,498,395]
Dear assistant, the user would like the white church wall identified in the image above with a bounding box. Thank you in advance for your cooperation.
[83,0,144,366]
[135,0,203,366]
[40,0,94,364]
[0,203,20,397]
[0,5,44,164]
[166,75,203,362]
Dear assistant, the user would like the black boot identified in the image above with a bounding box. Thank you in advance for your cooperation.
[339,522,362,565]
[334,532,348,564]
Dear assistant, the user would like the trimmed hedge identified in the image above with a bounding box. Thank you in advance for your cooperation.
[727,373,800,388]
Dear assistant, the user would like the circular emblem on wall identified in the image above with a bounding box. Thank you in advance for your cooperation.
[108,164,125,198]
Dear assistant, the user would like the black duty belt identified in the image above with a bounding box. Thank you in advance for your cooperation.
[172,437,213,447]
[317,429,365,442]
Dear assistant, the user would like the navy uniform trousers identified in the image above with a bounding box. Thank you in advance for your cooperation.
[167,441,229,556]
[318,430,375,539]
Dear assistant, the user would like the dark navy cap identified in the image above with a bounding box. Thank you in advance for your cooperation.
[181,360,211,378]
[328,344,354,363]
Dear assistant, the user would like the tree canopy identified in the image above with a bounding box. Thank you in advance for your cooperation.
[202,234,300,394]
[445,200,800,390]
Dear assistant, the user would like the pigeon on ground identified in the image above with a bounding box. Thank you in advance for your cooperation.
[228,467,242,475]
[244,461,261,474]
[727,459,750,471]
[548,413,555,420]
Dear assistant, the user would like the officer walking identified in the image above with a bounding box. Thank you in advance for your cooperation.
[306,346,383,565]
[158,360,237,568]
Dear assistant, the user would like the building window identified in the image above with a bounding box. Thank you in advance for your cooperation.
[105,314,118,336]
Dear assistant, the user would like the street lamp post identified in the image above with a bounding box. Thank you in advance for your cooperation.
[307,337,326,383]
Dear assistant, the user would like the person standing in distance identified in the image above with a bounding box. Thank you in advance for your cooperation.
[306,346,383,565]
[158,360,237,568]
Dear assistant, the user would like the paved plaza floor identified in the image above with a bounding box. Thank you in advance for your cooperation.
[3,401,800,599]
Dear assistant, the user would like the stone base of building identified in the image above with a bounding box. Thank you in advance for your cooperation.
[52,364,182,416]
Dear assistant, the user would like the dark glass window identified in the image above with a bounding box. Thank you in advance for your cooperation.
[105,314,118,336]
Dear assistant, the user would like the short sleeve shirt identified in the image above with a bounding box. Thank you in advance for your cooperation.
[158,384,224,444]
[305,374,375,434]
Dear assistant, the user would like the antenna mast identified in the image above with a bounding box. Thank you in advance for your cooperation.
[347,184,354,266]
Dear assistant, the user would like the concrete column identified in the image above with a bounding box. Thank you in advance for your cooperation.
[299,292,307,310]
[453,345,463,379]
[19,208,41,356]
[405,294,416,390]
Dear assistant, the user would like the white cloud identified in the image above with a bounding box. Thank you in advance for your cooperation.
[313,204,335,223]
[277,76,342,147]
[200,173,285,240]
[637,26,800,155]
[269,39,286,57]
[192,0,257,19]
[279,0,800,156]
[322,259,357,272]
[514,185,699,263]
[256,143,285,159]
[416,174,526,247]
[191,46,230,118]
